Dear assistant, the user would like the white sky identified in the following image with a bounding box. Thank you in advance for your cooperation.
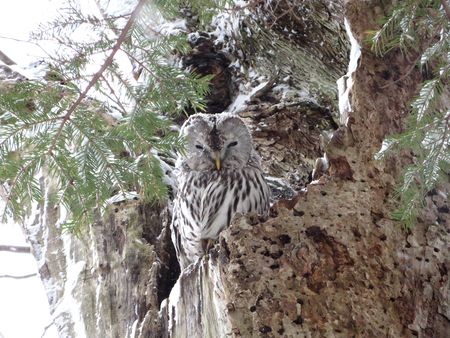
[0,0,62,67]
[0,1,61,337]
[0,224,58,338]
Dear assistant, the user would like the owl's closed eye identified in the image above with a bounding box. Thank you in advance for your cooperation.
[179,113,254,171]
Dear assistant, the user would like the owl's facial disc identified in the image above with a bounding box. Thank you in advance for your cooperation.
[179,113,253,171]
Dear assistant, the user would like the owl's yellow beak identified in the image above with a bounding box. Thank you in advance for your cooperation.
[213,152,221,171]
[215,157,221,171]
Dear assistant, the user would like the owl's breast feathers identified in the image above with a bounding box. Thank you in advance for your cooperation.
[173,166,270,265]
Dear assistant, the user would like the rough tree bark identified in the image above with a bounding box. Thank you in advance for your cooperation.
[5,0,448,337]
[162,1,450,336]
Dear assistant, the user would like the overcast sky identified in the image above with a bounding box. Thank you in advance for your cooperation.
[0,224,58,338]
[0,0,63,66]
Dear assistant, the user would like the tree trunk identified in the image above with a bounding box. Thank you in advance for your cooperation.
[10,0,449,337]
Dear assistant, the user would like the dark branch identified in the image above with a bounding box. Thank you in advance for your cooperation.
[0,273,37,279]
[0,50,16,65]
[0,244,31,253]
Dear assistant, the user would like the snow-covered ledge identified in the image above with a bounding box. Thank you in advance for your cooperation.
[162,257,232,337]
[337,18,361,126]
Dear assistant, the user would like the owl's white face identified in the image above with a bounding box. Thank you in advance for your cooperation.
[179,113,253,171]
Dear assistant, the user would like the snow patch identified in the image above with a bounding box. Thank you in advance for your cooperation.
[51,233,87,338]
[153,150,177,194]
[226,79,270,114]
[26,178,85,337]
[130,318,139,337]
[164,259,231,336]
[212,12,240,45]
[337,18,361,125]
[105,191,139,205]
[158,19,187,36]
[272,84,311,102]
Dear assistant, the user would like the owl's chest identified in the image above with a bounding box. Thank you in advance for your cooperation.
[180,171,236,195]
[178,170,244,215]
[176,168,269,243]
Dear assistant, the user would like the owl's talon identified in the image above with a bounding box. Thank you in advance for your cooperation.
[201,238,216,253]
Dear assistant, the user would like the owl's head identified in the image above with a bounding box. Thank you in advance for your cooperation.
[179,113,254,171]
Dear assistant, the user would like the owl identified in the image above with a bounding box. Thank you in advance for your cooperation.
[171,112,270,270]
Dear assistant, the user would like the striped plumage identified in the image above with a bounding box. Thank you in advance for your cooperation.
[171,113,270,270]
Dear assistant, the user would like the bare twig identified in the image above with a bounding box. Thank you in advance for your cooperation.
[48,0,147,155]
[119,47,163,82]
[381,55,421,89]
[0,35,49,54]
[40,316,61,338]
[99,75,129,118]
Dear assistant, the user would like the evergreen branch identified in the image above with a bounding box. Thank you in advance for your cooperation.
[106,66,139,103]
[69,119,127,193]
[93,1,132,35]
[371,8,403,56]
[48,0,148,155]
[372,0,450,227]
[1,0,218,227]
[47,152,79,207]
[412,79,442,121]
[2,155,43,219]
[420,34,449,68]
[0,116,62,151]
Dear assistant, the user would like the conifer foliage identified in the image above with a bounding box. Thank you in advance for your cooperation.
[0,0,215,230]
[373,0,450,227]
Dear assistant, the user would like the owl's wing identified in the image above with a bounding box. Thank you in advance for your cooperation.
[171,173,207,269]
